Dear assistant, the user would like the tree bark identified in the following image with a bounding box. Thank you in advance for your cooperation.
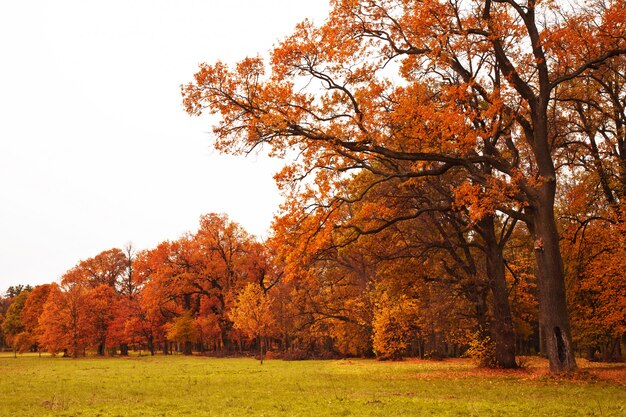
[527,182,577,372]
[479,216,518,368]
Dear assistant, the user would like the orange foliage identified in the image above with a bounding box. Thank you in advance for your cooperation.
[39,283,94,357]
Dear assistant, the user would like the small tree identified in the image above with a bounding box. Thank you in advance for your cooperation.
[372,294,419,360]
[230,283,275,364]
[166,312,197,355]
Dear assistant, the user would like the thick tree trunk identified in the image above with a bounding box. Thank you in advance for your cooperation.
[482,0,582,372]
[528,184,577,372]
[120,343,129,356]
[480,216,518,369]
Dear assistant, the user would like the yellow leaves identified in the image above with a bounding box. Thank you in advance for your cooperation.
[372,292,420,360]
[463,330,497,367]
[165,312,197,344]
[230,283,276,338]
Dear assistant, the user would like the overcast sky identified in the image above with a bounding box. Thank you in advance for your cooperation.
[0,0,330,291]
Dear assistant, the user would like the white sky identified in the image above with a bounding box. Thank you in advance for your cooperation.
[0,0,330,291]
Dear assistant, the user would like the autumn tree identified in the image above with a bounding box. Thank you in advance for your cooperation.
[341,170,519,365]
[559,172,626,361]
[0,295,10,350]
[139,213,268,353]
[166,312,197,355]
[1,290,30,357]
[270,170,488,360]
[39,281,94,358]
[21,284,52,355]
[230,283,276,364]
[183,0,626,372]
[86,284,117,356]
[556,52,626,360]
[124,280,169,356]
[119,243,139,299]
[372,292,419,360]
[57,247,141,355]
[78,248,129,291]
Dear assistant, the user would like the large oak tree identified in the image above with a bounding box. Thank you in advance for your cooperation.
[182,0,625,372]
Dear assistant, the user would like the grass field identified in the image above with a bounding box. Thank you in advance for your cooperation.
[0,353,624,416]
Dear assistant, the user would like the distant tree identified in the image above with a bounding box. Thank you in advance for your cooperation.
[39,283,94,358]
[77,248,128,290]
[5,285,33,299]
[21,284,53,355]
[0,296,10,349]
[119,243,139,299]
[85,284,117,356]
[230,283,276,364]
[139,213,268,353]
[2,291,30,357]
[12,331,35,354]
[166,312,197,355]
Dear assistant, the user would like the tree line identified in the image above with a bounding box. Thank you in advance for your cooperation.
[1,0,625,373]
[0,199,623,366]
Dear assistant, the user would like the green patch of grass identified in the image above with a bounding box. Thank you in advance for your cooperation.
[0,354,624,416]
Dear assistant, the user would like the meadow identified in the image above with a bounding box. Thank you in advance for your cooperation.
[0,353,624,416]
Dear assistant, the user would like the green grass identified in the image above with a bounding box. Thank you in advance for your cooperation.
[0,353,624,416]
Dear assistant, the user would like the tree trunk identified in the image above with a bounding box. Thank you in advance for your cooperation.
[72,336,79,358]
[528,185,577,372]
[586,346,597,361]
[257,334,263,365]
[120,343,129,356]
[479,216,518,368]
[259,334,264,365]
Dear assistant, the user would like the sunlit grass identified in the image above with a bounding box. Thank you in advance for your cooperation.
[0,354,624,416]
